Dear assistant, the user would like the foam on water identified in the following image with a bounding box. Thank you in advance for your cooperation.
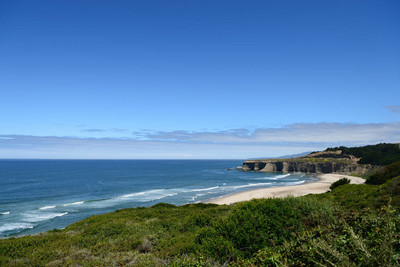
[191,193,206,201]
[0,223,34,234]
[252,173,291,180]
[285,180,305,185]
[39,205,56,210]
[120,189,161,198]
[86,186,227,208]
[232,182,273,189]
[22,212,68,223]
[273,173,291,179]
[190,186,219,192]
[1,211,10,215]
[77,189,181,210]
[119,189,178,201]
[63,201,85,206]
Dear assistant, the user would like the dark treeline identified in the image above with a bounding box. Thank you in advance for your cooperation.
[325,143,400,165]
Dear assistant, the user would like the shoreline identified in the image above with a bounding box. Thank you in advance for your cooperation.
[206,173,365,205]
[1,174,364,239]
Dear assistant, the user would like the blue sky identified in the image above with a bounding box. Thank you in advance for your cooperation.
[1,0,399,159]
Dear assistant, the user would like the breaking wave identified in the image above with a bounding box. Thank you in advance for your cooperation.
[39,205,56,210]
[119,189,178,201]
[63,201,85,206]
[0,223,34,234]
[271,173,291,179]
[22,212,68,223]
[232,182,273,189]
[190,186,219,192]
[285,180,305,186]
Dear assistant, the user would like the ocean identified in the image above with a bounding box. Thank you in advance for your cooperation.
[0,160,317,237]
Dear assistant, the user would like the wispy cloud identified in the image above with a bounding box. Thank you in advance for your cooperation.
[0,137,15,140]
[1,122,399,159]
[82,128,128,133]
[386,105,400,114]
[131,122,400,145]
[82,129,107,133]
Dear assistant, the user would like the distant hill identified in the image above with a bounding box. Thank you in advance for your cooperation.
[247,151,312,160]
[276,151,313,159]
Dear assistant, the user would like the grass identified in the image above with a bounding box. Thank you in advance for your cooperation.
[0,203,230,266]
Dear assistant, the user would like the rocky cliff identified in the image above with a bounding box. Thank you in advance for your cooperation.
[242,150,374,175]
[242,160,372,175]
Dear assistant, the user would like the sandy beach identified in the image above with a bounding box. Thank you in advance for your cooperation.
[207,174,365,205]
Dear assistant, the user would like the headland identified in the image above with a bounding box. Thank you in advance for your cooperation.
[207,147,382,204]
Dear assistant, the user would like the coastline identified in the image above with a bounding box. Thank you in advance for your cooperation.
[206,173,365,205]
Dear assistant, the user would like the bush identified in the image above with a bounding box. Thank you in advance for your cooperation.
[193,197,335,262]
[330,178,351,190]
[366,161,400,185]
[308,205,400,266]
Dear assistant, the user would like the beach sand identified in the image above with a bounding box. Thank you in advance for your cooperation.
[207,174,365,205]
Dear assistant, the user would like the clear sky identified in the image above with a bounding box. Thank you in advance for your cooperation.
[1,0,399,159]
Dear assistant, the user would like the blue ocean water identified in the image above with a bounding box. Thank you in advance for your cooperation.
[0,160,317,237]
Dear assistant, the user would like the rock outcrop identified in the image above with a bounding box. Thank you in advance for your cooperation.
[242,160,372,175]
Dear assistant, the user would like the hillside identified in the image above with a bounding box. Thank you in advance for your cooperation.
[324,143,400,165]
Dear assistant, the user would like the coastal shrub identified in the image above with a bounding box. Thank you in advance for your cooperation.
[308,205,400,266]
[330,177,351,190]
[192,197,335,262]
[193,228,237,260]
[237,204,400,266]
[313,175,400,211]
[380,176,400,207]
[170,254,220,266]
[183,213,212,230]
[366,172,387,185]
[366,161,400,185]
[313,183,383,210]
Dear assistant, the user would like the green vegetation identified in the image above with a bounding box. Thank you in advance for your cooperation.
[330,177,351,190]
[326,143,400,165]
[366,161,400,185]
[0,203,230,266]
